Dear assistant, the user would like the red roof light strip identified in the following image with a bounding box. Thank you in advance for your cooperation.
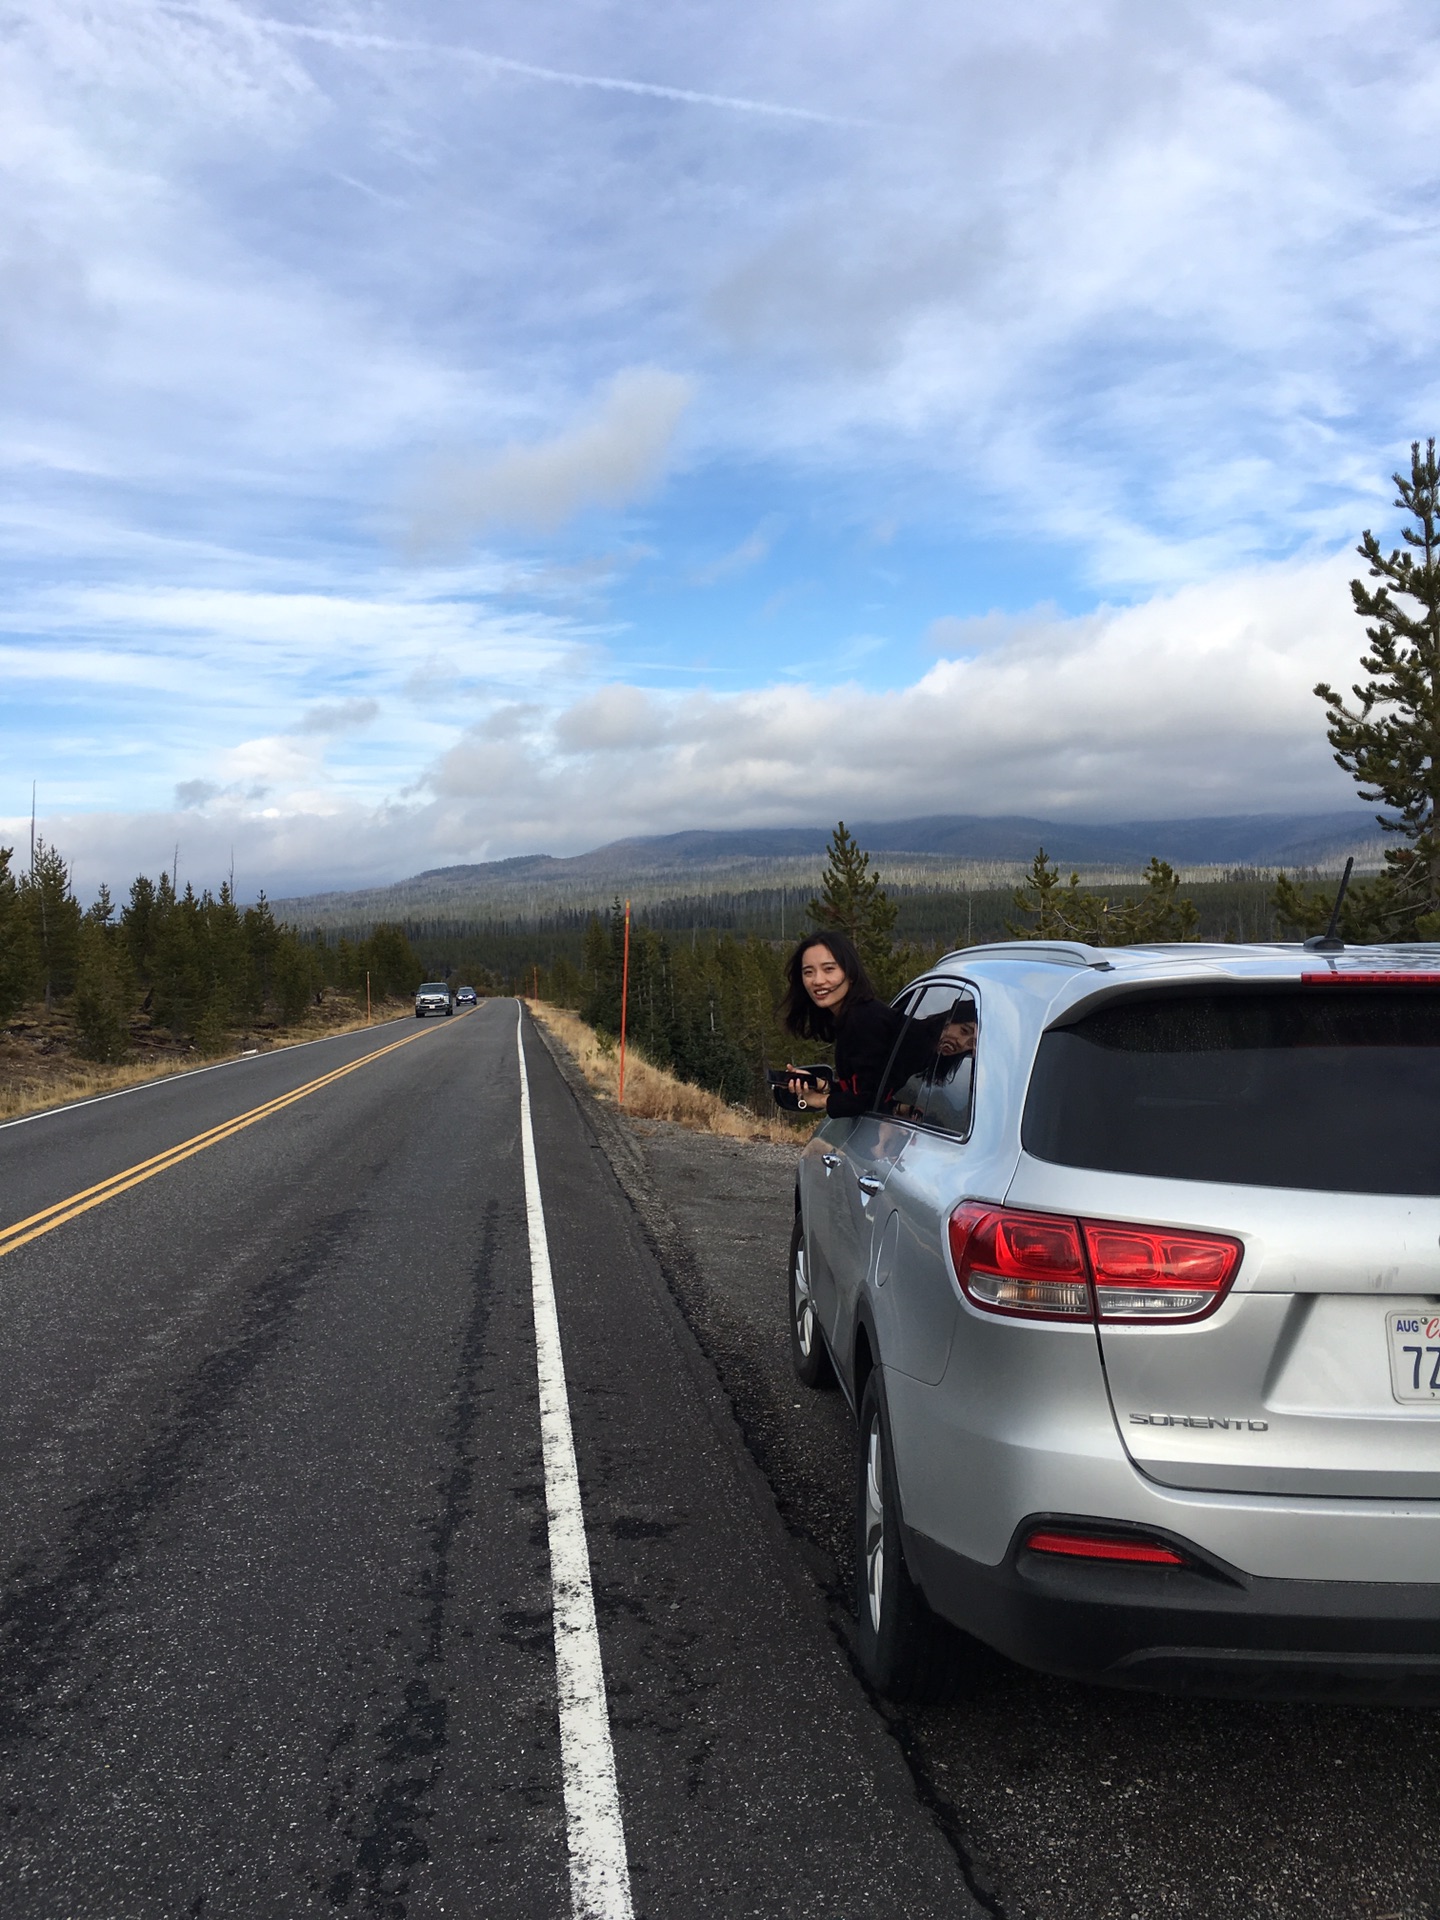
[1024,1530,1185,1566]
[1303,971,1440,985]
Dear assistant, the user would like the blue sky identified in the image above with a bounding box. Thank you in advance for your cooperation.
[4,0,1437,895]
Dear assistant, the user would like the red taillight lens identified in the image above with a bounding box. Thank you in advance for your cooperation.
[948,1203,1092,1319]
[1024,1528,1185,1566]
[949,1205,1243,1323]
[1304,971,1440,985]
[1082,1220,1241,1321]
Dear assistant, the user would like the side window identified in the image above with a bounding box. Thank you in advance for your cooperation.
[878,982,979,1138]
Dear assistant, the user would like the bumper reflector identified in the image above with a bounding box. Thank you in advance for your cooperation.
[1024,1529,1185,1566]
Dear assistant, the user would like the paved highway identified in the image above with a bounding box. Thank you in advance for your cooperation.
[0,1003,976,1919]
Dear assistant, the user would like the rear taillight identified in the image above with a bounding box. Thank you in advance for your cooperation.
[948,1203,1091,1318]
[948,1204,1242,1324]
[1023,1528,1186,1567]
[1081,1220,1241,1322]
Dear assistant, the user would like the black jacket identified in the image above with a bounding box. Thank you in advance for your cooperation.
[827,995,904,1118]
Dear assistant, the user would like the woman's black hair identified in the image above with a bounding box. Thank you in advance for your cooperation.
[780,930,878,1040]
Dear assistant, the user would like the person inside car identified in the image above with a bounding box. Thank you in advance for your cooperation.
[891,1001,977,1127]
[780,932,902,1116]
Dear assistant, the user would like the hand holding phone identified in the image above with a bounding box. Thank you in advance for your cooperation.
[768,1064,833,1111]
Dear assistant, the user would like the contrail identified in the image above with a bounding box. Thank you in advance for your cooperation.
[254,17,868,128]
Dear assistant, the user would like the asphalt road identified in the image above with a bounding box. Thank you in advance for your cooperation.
[0,1003,977,1919]
[622,1117,1440,1920]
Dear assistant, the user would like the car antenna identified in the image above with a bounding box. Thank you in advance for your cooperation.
[1303,856,1354,953]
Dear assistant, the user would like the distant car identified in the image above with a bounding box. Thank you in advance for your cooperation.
[455,986,478,1006]
[795,939,1440,1705]
[414,983,454,1018]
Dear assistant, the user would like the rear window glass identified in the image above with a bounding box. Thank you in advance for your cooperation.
[1022,988,1440,1194]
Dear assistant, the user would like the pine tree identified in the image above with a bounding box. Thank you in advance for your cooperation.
[1007,848,1090,939]
[581,900,628,1034]
[244,893,281,1006]
[0,848,33,1020]
[122,874,158,978]
[73,917,133,1062]
[20,840,81,1008]
[151,880,204,1039]
[581,914,609,997]
[1286,438,1440,940]
[362,923,423,999]
[807,822,898,974]
[548,955,582,1006]
[1009,848,1198,946]
[273,938,317,1024]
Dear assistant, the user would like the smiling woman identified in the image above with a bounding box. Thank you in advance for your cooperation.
[780,930,902,1117]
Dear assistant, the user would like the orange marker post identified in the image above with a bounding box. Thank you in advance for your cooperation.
[618,898,632,1107]
[366,970,371,1025]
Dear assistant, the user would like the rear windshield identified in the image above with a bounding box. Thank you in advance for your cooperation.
[1023,987,1440,1194]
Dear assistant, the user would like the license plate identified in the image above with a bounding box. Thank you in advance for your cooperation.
[1387,1311,1440,1403]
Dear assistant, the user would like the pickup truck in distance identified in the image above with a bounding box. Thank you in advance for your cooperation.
[414,983,454,1018]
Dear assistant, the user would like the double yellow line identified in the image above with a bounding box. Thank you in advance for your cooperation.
[0,1023,434,1263]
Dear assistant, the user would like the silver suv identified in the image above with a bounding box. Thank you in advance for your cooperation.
[793,942,1440,1703]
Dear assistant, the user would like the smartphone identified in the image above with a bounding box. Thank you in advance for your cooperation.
[767,1065,832,1110]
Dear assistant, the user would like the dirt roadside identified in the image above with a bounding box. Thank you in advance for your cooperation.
[0,990,416,1124]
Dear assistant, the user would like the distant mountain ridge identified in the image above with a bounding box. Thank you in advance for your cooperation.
[413,810,1385,881]
[273,809,1386,930]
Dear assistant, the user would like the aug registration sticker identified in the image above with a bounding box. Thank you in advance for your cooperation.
[1387,1311,1440,1403]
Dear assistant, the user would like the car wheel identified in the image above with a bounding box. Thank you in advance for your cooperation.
[415,1010,423,1019]
[789,1213,835,1390]
[855,1369,966,1703]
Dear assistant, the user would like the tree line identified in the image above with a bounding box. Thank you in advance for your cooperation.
[0,842,427,1062]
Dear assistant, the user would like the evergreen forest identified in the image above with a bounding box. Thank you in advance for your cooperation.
[0,841,427,1064]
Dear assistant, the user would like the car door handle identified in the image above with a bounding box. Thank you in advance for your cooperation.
[856,1174,885,1197]
[822,1152,842,1171]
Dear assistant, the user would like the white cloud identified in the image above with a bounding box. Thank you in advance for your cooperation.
[427,550,1365,837]
[13,551,1377,900]
[0,565,591,819]
[553,684,670,753]
[409,370,694,545]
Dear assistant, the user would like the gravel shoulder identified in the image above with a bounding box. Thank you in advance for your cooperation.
[531,1019,1440,1920]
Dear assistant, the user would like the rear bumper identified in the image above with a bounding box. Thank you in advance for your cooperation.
[906,1516,1440,1702]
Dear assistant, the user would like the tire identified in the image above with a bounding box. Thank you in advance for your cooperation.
[854,1369,967,1703]
[415,1010,424,1019]
[789,1213,836,1390]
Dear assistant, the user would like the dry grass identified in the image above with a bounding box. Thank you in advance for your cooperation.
[527,1000,811,1145]
[0,989,417,1125]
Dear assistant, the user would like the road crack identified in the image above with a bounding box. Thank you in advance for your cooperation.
[0,1208,356,1759]
[324,1200,499,1917]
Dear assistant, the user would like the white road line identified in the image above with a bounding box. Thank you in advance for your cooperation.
[515,1003,636,1920]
